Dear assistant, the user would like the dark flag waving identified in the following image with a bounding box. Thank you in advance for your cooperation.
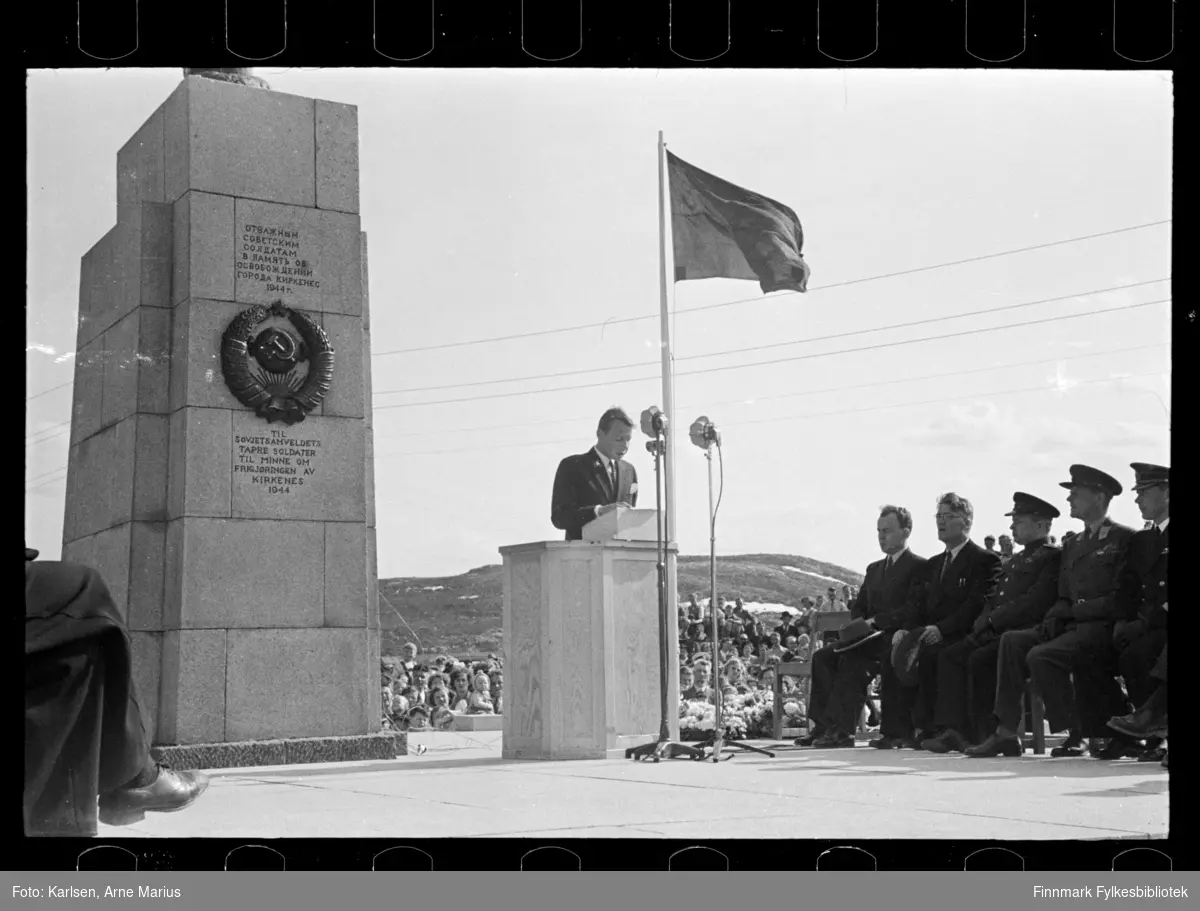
[667,151,810,294]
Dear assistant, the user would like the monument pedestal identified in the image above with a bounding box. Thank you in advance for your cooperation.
[500,514,680,760]
[62,73,388,767]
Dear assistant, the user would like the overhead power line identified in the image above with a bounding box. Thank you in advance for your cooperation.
[26,380,73,402]
[373,278,1167,396]
[370,220,1170,358]
[370,341,1167,441]
[379,370,1165,457]
[372,298,1169,412]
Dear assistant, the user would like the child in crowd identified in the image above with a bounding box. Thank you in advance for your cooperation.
[468,673,494,714]
[679,665,694,694]
[429,688,455,729]
[489,672,503,714]
[449,670,471,713]
[405,705,430,730]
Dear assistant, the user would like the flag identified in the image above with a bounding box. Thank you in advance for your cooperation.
[667,151,810,294]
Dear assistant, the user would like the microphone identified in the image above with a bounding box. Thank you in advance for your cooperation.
[689,416,720,449]
[640,406,668,437]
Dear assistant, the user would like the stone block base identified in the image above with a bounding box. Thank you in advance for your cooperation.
[151,732,405,770]
[451,714,503,732]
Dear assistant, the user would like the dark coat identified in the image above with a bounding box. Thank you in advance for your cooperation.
[1120,523,1168,629]
[1043,517,1137,629]
[973,538,1062,634]
[903,540,1002,640]
[849,548,928,632]
[550,449,639,541]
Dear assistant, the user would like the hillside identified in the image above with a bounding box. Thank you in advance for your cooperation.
[379,553,864,657]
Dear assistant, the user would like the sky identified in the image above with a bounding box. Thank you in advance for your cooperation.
[26,69,1172,579]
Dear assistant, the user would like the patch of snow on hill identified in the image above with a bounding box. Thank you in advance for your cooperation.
[782,566,851,586]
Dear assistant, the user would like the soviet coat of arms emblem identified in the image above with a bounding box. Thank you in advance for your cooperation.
[220,301,335,424]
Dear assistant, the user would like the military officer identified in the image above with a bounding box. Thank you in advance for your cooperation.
[923,493,1062,753]
[968,465,1136,758]
[1105,463,1168,760]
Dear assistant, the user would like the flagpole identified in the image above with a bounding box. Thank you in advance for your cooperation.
[658,130,682,742]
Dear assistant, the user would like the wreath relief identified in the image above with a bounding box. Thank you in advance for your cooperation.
[220,301,335,425]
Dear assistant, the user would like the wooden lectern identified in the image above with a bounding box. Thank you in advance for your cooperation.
[500,508,679,759]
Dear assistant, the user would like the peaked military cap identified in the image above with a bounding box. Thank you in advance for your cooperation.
[1130,463,1169,491]
[1004,492,1061,519]
[1058,464,1122,497]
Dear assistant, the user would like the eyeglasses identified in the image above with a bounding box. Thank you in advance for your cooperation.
[934,513,966,521]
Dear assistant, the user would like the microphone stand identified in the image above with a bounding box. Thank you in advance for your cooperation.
[626,419,705,762]
[694,436,774,762]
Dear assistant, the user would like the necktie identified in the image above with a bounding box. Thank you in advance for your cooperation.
[883,558,892,582]
[610,461,618,499]
[940,552,952,581]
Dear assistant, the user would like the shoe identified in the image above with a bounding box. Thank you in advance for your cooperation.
[794,731,825,746]
[965,732,1023,758]
[905,736,925,751]
[921,729,967,754]
[1092,735,1143,760]
[871,735,905,749]
[98,765,211,827]
[1107,711,1168,741]
[1137,746,1167,763]
[813,732,855,748]
[1050,732,1084,757]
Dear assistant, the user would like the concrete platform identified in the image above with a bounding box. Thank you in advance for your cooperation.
[97,732,1168,840]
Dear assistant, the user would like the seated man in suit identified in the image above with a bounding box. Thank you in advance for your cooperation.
[877,492,1002,749]
[969,465,1136,758]
[1106,462,1168,761]
[799,505,927,748]
[25,548,210,836]
[550,407,639,541]
[923,493,1061,752]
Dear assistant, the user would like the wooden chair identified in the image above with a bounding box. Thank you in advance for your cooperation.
[771,612,854,740]
[1018,682,1046,755]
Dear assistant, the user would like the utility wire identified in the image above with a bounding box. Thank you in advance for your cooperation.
[370,220,1170,358]
[26,380,72,402]
[372,298,1169,411]
[373,279,1167,396]
[370,341,1167,440]
[381,370,1164,457]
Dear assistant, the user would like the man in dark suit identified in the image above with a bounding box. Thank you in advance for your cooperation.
[923,493,1061,752]
[1106,463,1168,761]
[969,465,1136,758]
[876,493,1001,749]
[799,505,927,748]
[25,548,210,836]
[550,407,639,540]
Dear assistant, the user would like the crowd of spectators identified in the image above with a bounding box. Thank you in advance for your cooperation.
[675,590,879,739]
[378,641,504,732]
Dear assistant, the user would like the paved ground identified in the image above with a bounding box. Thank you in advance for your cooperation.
[99,732,1168,840]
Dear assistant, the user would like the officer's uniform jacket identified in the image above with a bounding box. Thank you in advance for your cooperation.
[1043,517,1137,629]
[1121,523,1168,630]
[972,537,1062,636]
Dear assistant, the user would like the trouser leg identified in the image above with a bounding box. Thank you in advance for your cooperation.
[966,638,1002,741]
[1118,629,1168,708]
[1067,627,1131,738]
[912,639,951,733]
[932,637,977,733]
[806,646,838,734]
[24,633,147,837]
[993,628,1043,731]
